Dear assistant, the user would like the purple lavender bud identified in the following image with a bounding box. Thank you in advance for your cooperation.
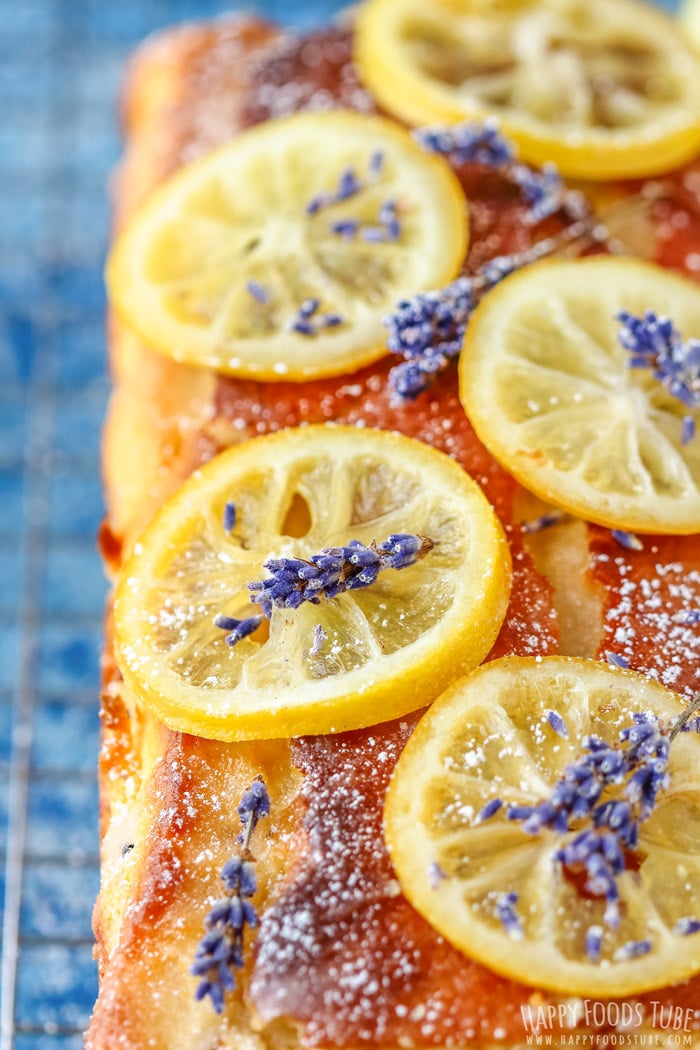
[480,255,519,288]
[428,861,447,889]
[546,709,569,739]
[508,804,536,822]
[605,651,630,669]
[556,829,599,867]
[477,798,503,822]
[198,979,224,1013]
[389,359,433,401]
[682,415,695,445]
[221,856,243,891]
[510,160,565,224]
[242,900,259,929]
[331,219,359,238]
[218,962,238,991]
[245,280,269,304]
[291,319,316,336]
[306,193,329,215]
[361,226,389,243]
[585,925,604,963]
[208,898,236,926]
[617,310,700,439]
[495,892,523,939]
[611,529,644,551]
[614,939,652,961]
[299,298,320,318]
[214,613,264,646]
[223,500,236,533]
[621,720,657,745]
[523,801,560,834]
[584,853,618,902]
[522,511,566,533]
[240,860,257,898]
[336,168,361,200]
[594,799,632,833]
[369,150,384,176]
[674,917,700,936]
[237,777,271,833]
[415,119,514,168]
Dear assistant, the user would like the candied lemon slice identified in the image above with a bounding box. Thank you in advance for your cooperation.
[681,0,700,52]
[385,655,700,997]
[114,425,511,741]
[106,111,467,381]
[355,0,700,180]
[459,256,700,534]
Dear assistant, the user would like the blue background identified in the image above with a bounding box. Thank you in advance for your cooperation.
[0,0,683,1047]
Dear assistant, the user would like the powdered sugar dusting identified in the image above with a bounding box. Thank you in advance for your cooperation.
[250,719,542,1046]
[590,527,700,697]
[241,27,375,127]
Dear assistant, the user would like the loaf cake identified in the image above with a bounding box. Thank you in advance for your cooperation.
[88,3,700,1048]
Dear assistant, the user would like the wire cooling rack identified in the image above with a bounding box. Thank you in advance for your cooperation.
[0,0,683,1047]
[0,3,348,1048]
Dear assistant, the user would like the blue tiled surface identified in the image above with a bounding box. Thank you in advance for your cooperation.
[27,780,100,862]
[47,474,107,537]
[0,0,683,1047]
[52,388,109,464]
[32,703,100,774]
[0,626,20,691]
[0,774,9,853]
[43,547,109,615]
[20,862,100,938]
[0,705,12,767]
[15,946,97,1030]
[14,1039,83,1050]
[0,549,23,613]
[0,474,24,536]
[37,626,103,693]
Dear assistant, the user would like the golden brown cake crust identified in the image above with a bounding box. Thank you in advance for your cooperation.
[91,12,700,1050]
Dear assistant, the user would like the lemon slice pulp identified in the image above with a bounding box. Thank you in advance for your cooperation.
[114,425,511,741]
[459,256,700,534]
[385,655,700,997]
[681,0,700,53]
[355,0,700,180]
[106,111,467,381]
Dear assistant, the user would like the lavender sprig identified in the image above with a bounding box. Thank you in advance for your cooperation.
[617,309,700,444]
[386,216,595,401]
[247,533,433,621]
[192,778,270,1013]
[415,120,514,170]
[414,120,584,226]
[386,120,611,401]
[237,777,271,847]
[480,694,700,960]
[386,278,475,400]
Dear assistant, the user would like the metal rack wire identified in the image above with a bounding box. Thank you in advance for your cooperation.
[0,3,348,1046]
